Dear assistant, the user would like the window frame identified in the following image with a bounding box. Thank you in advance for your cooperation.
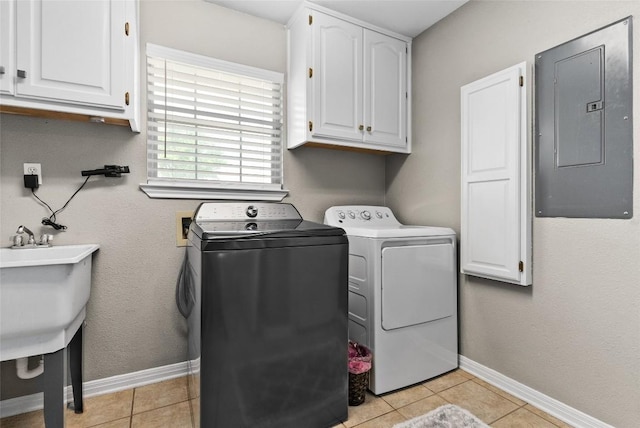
[139,43,288,201]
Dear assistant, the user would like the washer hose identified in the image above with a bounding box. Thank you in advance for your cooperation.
[175,249,195,318]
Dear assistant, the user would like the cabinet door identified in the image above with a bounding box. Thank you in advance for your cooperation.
[460,62,531,286]
[0,0,15,95]
[363,30,407,148]
[311,12,362,141]
[15,0,125,110]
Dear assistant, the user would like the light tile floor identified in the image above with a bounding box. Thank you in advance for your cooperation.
[1,369,573,427]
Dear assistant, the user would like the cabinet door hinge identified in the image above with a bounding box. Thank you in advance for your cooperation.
[518,261,524,272]
[309,15,312,25]
[519,76,524,87]
[125,22,130,36]
[308,121,313,132]
[125,92,130,106]
[308,68,313,78]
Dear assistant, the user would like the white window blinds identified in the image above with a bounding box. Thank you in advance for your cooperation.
[145,44,284,194]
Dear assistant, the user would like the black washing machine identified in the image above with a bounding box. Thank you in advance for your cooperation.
[177,202,348,428]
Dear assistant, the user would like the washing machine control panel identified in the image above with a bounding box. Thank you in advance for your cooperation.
[324,206,400,227]
[195,202,302,222]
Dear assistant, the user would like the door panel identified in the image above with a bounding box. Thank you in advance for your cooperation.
[364,30,406,147]
[15,0,125,109]
[460,62,531,285]
[381,244,454,330]
[311,12,362,141]
[0,0,15,95]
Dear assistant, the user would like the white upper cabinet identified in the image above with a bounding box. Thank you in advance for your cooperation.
[287,6,411,154]
[0,0,139,131]
[460,62,532,286]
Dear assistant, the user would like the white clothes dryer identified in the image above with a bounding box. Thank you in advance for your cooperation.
[325,206,458,394]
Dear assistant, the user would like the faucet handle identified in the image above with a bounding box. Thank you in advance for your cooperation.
[38,234,53,246]
[11,235,24,247]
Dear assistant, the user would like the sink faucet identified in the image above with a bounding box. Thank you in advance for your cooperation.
[11,226,52,248]
[16,225,36,245]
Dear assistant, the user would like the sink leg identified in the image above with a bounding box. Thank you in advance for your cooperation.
[68,324,84,413]
[43,349,65,428]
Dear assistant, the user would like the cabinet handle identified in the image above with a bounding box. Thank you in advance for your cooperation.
[17,69,27,78]
[366,126,372,132]
[0,66,5,75]
[358,125,364,131]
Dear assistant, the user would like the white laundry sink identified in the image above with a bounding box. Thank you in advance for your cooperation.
[0,244,99,361]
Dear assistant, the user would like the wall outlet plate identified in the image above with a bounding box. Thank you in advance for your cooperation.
[175,211,193,247]
[24,163,42,185]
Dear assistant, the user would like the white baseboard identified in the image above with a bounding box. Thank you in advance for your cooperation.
[1,356,615,428]
[0,360,189,419]
[459,355,614,428]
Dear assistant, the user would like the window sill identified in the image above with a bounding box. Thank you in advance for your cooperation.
[139,182,289,201]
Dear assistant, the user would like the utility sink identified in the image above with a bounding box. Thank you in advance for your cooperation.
[0,244,99,361]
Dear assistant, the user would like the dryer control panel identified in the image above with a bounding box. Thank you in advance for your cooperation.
[324,205,400,227]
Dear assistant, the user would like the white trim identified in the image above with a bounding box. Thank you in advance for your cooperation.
[459,355,615,428]
[288,1,412,43]
[1,356,615,427]
[0,360,189,418]
[139,182,288,201]
[146,43,283,83]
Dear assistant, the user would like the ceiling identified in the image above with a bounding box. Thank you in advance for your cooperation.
[205,0,469,38]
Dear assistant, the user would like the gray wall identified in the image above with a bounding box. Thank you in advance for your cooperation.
[0,0,385,398]
[386,1,640,427]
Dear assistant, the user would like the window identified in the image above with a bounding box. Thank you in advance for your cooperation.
[140,44,287,200]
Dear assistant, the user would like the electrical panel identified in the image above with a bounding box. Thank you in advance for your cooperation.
[535,17,633,218]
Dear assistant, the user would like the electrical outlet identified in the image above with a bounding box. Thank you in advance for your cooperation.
[176,211,193,247]
[23,163,42,185]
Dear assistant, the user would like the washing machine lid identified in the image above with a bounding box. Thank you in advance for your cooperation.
[191,202,345,240]
[324,205,455,238]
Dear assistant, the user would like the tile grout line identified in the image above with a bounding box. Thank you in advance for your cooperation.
[129,387,135,428]
[487,403,526,426]
[469,377,527,407]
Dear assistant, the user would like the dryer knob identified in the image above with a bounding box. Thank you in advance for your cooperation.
[361,210,371,220]
[376,211,383,219]
[338,211,346,219]
[347,211,356,219]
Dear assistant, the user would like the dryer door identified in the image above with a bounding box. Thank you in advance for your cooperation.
[381,243,455,330]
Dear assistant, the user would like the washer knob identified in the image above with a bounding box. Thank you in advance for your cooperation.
[338,211,346,219]
[361,210,371,220]
[376,211,383,219]
[347,211,356,219]
[246,205,258,218]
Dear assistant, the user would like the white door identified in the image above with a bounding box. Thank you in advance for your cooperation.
[460,62,531,285]
[311,12,362,141]
[0,0,15,95]
[15,0,125,110]
[381,243,455,330]
[363,30,407,148]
